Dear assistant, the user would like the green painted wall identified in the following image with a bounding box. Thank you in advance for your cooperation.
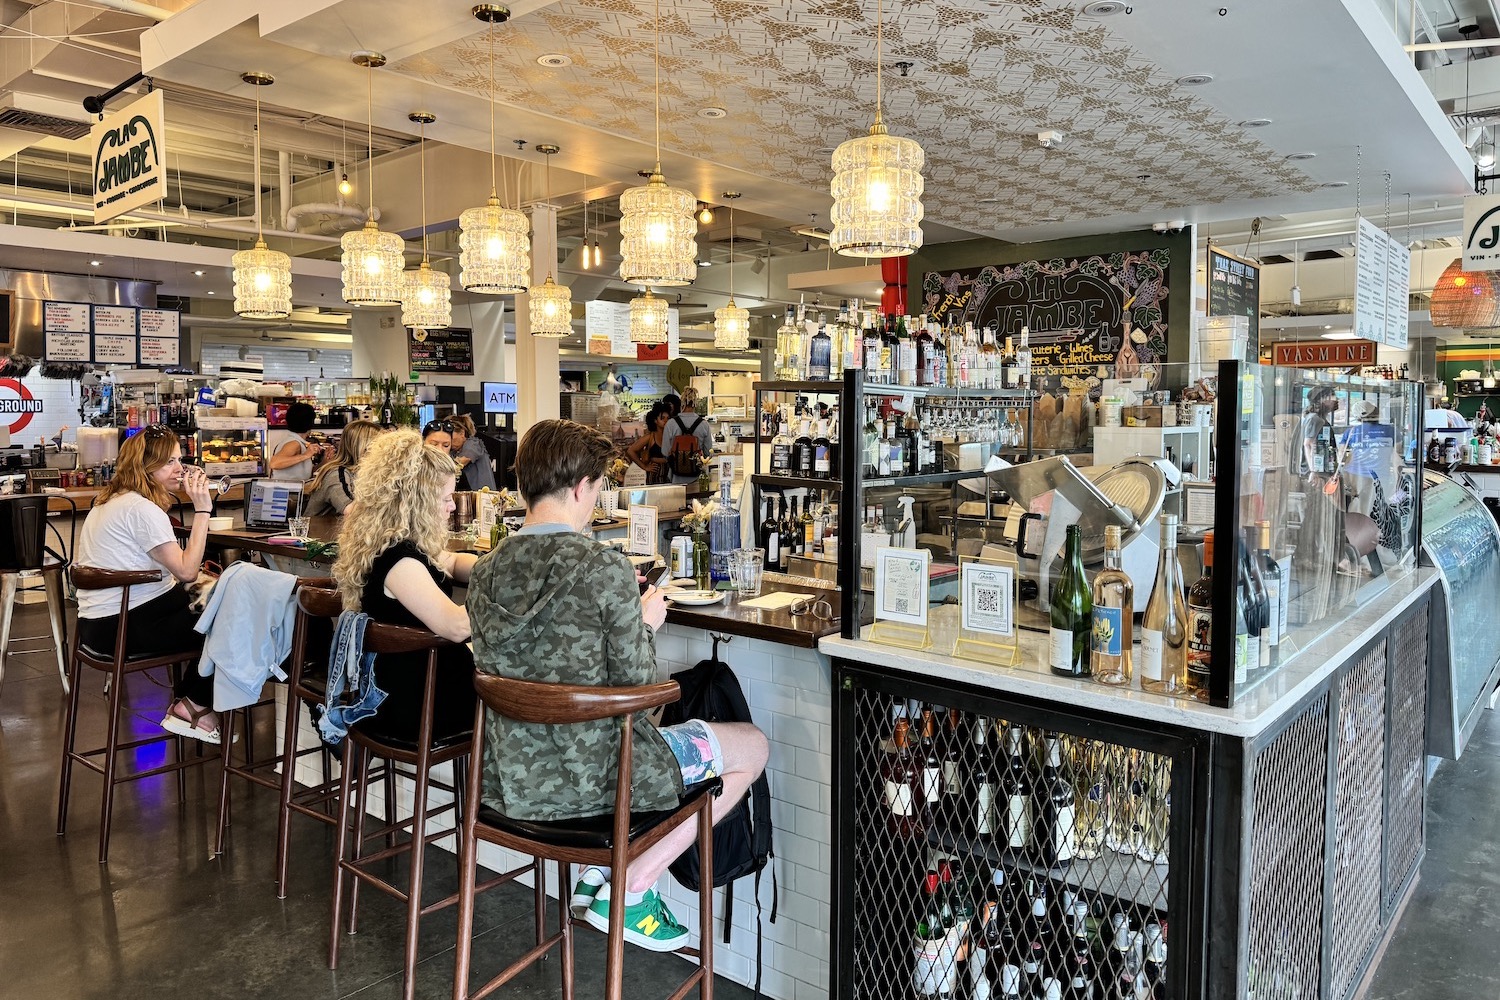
[907,228,1196,365]
[1438,343,1500,418]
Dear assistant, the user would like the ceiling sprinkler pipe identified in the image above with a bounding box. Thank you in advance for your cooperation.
[86,0,173,22]
[284,202,378,233]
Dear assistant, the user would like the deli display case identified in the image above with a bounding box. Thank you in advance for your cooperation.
[196,416,267,479]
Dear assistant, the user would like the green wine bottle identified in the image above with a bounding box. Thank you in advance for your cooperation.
[1049,524,1093,677]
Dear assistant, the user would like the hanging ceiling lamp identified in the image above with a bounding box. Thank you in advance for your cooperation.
[401,112,452,331]
[528,143,572,337]
[459,5,530,294]
[714,192,749,351]
[231,72,293,320]
[618,0,696,286]
[829,0,925,257]
[1431,258,1500,328]
[630,288,669,344]
[340,51,405,305]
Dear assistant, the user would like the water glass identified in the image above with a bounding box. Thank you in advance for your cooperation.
[732,548,765,597]
[287,516,310,539]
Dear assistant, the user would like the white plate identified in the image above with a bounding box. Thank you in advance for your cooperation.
[664,590,725,606]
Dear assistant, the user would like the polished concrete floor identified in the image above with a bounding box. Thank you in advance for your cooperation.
[0,600,1494,1000]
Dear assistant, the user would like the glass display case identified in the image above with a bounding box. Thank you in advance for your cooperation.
[196,416,268,478]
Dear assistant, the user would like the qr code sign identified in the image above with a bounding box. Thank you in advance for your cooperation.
[889,595,912,615]
[974,586,1000,614]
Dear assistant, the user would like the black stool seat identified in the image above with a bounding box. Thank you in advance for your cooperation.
[476,778,721,851]
[352,726,474,756]
[77,642,195,668]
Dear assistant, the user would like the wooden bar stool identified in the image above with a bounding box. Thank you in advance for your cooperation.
[324,615,535,1000]
[211,578,341,878]
[56,567,217,864]
[453,674,721,1000]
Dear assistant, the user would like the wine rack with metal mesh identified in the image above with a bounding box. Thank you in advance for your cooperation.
[1384,605,1428,916]
[842,681,1186,1000]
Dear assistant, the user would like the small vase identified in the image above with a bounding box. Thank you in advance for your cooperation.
[693,532,710,590]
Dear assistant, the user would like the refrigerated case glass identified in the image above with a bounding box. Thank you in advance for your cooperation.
[196,417,267,478]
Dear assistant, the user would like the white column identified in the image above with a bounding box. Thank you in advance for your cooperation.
[349,307,407,380]
[515,201,560,435]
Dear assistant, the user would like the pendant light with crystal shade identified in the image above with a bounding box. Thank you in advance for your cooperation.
[630,288,669,344]
[618,0,696,287]
[459,4,530,294]
[401,112,451,331]
[341,51,405,305]
[528,144,572,338]
[714,192,749,351]
[232,72,293,320]
[829,0,925,257]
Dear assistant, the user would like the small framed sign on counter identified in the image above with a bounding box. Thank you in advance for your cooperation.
[871,546,933,650]
[628,504,658,557]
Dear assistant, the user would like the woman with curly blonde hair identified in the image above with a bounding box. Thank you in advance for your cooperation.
[332,429,476,742]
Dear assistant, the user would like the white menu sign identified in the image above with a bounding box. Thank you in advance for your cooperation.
[43,301,90,333]
[960,562,1015,637]
[93,335,136,364]
[1354,216,1388,344]
[1385,240,1411,350]
[44,331,89,361]
[92,305,137,336]
[138,308,179,338]
[137,335,179,366]
[586,300,633,357]
[874,546,931,627]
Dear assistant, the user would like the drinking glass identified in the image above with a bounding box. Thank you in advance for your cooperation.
[287,516,310,539]
[733,549,764,596]
[212,476,232,495]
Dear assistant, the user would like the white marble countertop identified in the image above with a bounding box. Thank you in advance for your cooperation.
[819,567,1438,738]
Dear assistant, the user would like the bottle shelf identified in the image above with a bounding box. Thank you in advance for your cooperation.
[861,470,985,489]
[752,473,841,491]
[754,380,847,394]
[927,820,1170,914]
[863,383,1040,400]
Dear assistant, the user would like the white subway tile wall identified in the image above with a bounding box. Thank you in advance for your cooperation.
[200,344,353,381]
[286,622,832,1000]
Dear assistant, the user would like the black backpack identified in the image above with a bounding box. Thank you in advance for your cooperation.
[660,648,777,994]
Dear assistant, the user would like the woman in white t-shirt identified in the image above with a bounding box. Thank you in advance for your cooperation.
[75,425,223,743]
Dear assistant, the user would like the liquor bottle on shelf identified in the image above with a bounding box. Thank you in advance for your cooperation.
[897,314,918,387]
[1112,926,1142,1000]
[760,497,780,570]
[979,325,999,389]
[967,717,997,840]
[864,314,884,384]
[1016,327,1033,389]
[887,415,907,476]
[1049,524,1093,677]
[778,497,794,570]
[1257,519,1284,651]
[808,317,833,381]
[917,318,937,387]
[1090,525,1134,686]
[883,718,923,839]
[905,411,924,476]
[1035,734,1077,869]
[709,477,741,584]
[1140,516,1189,696]
[914,870,950,997]
[1000,724,1032,852]
[957,323,975,389]
[827,412,841,479]
[1003,336,1018,389]
[1243,525,1273,668]
[792,419,815,477]
[775,306,799,381]
[1185,530,1215,700]
[863,401,881,477]
[770,415,793,475]
[801,495,817,555]
[930,321,949,389]
[840,301,861,375]
[813,421,833,479]
[877,418,894,477]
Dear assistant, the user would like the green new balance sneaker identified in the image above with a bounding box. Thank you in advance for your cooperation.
[570,867,608,917]
[582,885,689,952]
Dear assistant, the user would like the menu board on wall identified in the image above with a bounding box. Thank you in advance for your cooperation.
[40,300,181,366]
[1207,247,1260,346]
[922,247,1171,387]
[407,327,474,375]
[1354,217,1412,350]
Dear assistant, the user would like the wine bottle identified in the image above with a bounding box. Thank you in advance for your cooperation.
[938,858,967,996]
[897,314,918,387]
[968,717,997,840]
[942,707,964,803]
[1185,531,1215,700]
[760,497,780,570]
[919,708,944,823]
[770,416,793,476]
[917,318,936,387]
[931,321,949,388]
[883,718,923,839]
[1016,327,1033,389]
[778,497,793,571]
[1140,516,1189,696]
[792,419,814,477]
[839,301,861,374]
[1240,528,1271,671]
[979,325,999,389]
[801,496,816,555]
[999,964,1023,1000]
[1035,734,1076,870]
[1000,724,1032,851]
[1049,524,1093,677]
[812,420,832,479]
[1090,525,1134,686]
[914,870,948,997]
[1257,519,1284,651]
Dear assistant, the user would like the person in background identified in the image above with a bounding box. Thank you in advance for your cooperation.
[448,413,496,492]
[1296,386,1340,480]
[302,419,382,517]
[467,419,768,953]
[422,419,454,455]
[332,429,477,743]
[625,404,669,484]
[659,387,714,485]
[661,393,681,420]
[268,402,325,482]
[74,425,223,743]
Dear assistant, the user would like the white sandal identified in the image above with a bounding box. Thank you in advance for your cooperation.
[160,700,233,746]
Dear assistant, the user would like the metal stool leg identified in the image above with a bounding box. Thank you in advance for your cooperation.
[55,644,84,836]
[42,565,68,695]
[0,573,17,693]
[97,663,127,864]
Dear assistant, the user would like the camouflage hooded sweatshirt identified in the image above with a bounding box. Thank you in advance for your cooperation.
[467,528,684,821]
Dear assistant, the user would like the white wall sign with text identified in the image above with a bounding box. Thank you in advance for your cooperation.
[1462,192,1500,272]
[92,90,167,224]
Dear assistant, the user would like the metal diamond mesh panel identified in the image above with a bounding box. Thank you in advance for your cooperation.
[850,688,1174,1000]
[1246,693,1330,1000]
[1329,642,1388,1000]
[1385,609,1429,911]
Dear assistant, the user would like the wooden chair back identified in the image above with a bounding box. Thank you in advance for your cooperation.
[471,673,680,726]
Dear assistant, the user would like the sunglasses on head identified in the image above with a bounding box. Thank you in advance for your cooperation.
[143,424,175,439]
[423,420,453,435]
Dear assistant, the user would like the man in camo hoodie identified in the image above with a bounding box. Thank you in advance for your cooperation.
[467,419,768,953]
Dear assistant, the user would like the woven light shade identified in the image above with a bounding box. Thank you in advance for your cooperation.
[341,220,406,306]
[629,289,669,344]
[459,198,531,294]
[401,261,451,330]
[1431,259,1500,328]
[714,299,750,351]
[619,171,697,286]
[232,240,292,320]
[529,273,572,337]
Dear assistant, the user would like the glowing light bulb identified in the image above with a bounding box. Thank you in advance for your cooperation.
[363,253,382,276]
[866,177,892,213]
[338,173,352,197]
[648,221,669,245]
[1456,275,1468,287]
[486,236,504,259]
[254,271,272,291]
[592,242,602,267]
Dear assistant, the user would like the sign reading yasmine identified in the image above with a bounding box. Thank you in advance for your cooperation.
[91,91,166,224]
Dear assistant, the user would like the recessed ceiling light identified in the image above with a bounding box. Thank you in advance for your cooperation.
[1321,330,1357,340]
[815,146,838,155]
[206,290,215,294]
[1081,1,1129,15]
[1238,118,1272,128]
[536,53,572,67]
[1176,73,1214,86]
[89,260,101,266]
[698,107,728,119]
[193,269,205,276]
[1285,152,1317,161]
[1321,180,1349,188]
[697,259,713,267]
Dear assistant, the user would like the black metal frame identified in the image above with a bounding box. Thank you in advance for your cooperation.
[831,659,1214,1000]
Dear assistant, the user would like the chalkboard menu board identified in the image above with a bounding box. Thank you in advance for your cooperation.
[1207,247,1260,345]
[922,247,1172,388]
[408,328,474,375]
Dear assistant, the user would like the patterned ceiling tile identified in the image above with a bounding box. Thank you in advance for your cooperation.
[707,0,766,21]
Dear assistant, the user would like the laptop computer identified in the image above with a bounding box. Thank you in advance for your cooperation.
[244,479,304,533]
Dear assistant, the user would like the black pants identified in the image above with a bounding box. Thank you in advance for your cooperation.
[78,587,214,707]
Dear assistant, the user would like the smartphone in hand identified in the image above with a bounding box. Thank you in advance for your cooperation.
[639,564,670,594]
